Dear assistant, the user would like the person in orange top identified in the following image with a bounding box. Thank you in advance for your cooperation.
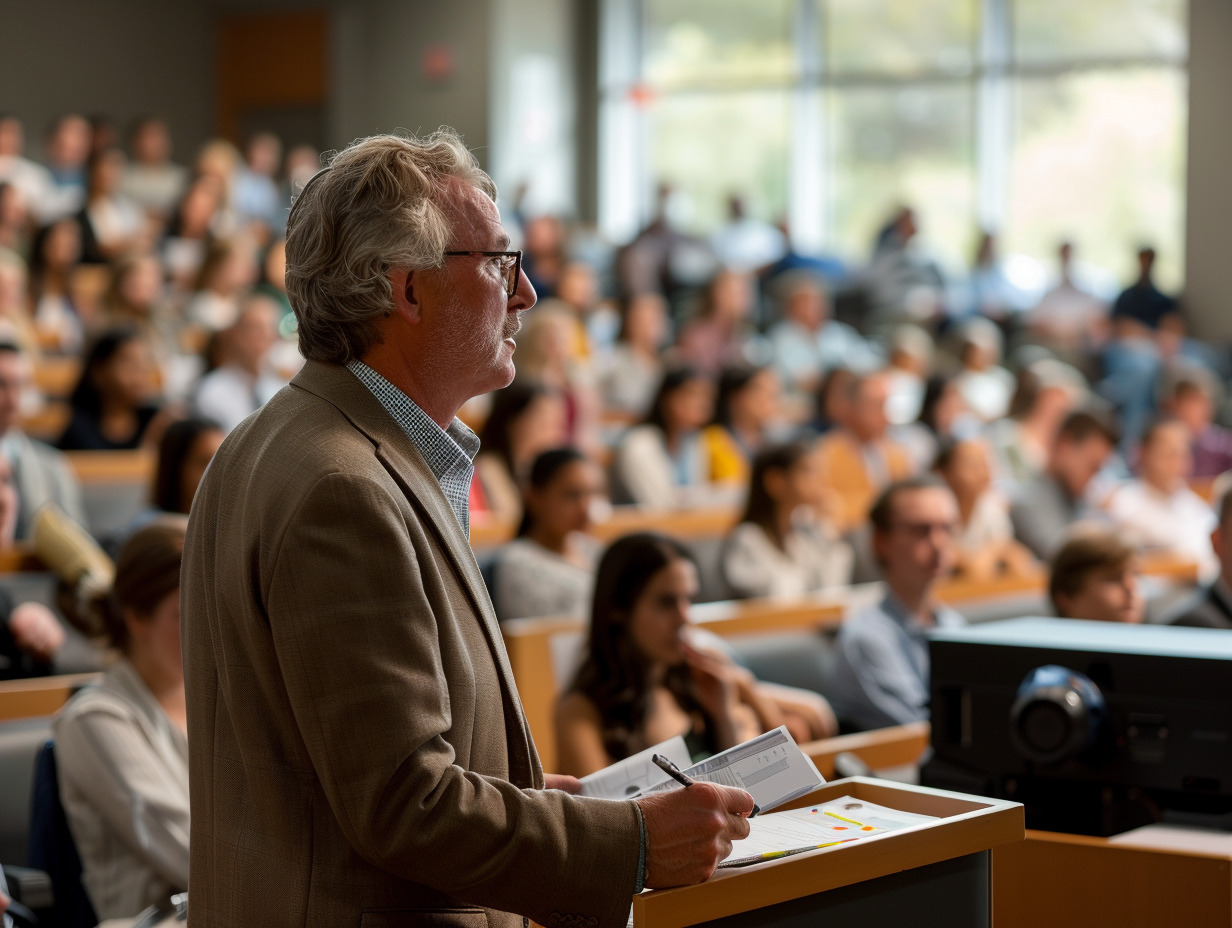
[815,370,914,532]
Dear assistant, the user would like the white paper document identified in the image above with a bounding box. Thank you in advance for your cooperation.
[579,736,693,799]
[644,725,826,813]
[720,796,938,867]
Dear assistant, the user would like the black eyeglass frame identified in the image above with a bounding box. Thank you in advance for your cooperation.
[442,250,523,299]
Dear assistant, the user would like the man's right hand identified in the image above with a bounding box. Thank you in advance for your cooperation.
[635,782,754,888]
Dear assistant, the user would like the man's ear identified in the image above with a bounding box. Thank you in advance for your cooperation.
[389,268,421,323]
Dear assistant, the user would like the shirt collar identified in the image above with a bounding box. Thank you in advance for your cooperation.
[345,360,479,533]
[880,587,963,632]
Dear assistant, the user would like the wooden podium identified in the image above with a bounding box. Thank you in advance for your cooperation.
[633,777,1024,928]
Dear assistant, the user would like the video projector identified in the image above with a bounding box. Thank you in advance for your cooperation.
[920,617,1232,836]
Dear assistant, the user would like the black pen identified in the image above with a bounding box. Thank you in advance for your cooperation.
[651,754,760,817]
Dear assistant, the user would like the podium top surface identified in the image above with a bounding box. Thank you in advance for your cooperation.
[632,777,1023,928]
[928,617,1232,661]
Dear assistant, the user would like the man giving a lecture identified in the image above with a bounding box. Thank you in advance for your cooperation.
[181,130,753,927]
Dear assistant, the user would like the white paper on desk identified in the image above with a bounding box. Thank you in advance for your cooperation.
[579,736,692,799]
[649,726,826,813]
[721,796,938,866]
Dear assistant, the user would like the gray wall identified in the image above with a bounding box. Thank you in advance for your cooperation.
[0,0,214,162]
[1184,0,1232,343]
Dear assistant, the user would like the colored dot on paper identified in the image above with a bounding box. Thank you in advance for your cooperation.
[833,826,847,831]
[862,826,875,831]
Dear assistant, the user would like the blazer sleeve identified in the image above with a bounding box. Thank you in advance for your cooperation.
[266,470,641,928]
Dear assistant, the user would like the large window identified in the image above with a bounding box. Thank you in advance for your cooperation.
[599,0,1188,289]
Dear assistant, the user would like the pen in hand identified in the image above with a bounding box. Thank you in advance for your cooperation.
[651,754,760,817]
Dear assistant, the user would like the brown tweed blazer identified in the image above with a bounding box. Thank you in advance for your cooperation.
[181,361,640,928]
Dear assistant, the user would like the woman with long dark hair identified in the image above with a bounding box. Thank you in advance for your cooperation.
[700,363,781,487]
[472,379,566,524]
[490,447,605,622]
[555,532,834,776]
[58,325,162,451]
[721,441,851,599]
[609,366,714,507]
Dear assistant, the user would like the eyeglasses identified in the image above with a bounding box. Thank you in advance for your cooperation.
[442,250,523,299]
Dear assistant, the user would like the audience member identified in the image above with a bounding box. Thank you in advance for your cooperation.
[0,115,56,222]
[599,291,667,418]
[825,477,965,731]
[1049,530,1144,623]
[233,131,283,234]
[720,441,851,599]
[865,206,946,325]
[810,366,856,435]
[953,317,1015,422]
[151,417,225,517]
[474,379,567,524]
[0,342,86,535]
[58,326,162,451]
[894,373,979,473]
[611,366,714,508]
[0,180,33,255]
[1168,489,1232,628]
[556,532,834,776]
[883,324,933,425]
[1111,245,1179,335]
[676,269,756,375]
[701,364,781,486]
[192,294,283,431]
[709,194,786,274]
[934,438,1034,580]
[76,146,143,263]
[28,216,85,352]
[491,448,604,622]
[41,114,92,221]
[1161,366,1232,478]
[986,359,1085,492]
[1026,241,1110,366]
[816,370,914,532]
[959,230,1033,321]
[0,248,40,355]
[54,517,189,920]
[185,237,256,331]
[1010,408,1119,559]
[514,300,600,452]
[767,272,875,397]
[161,174,224,290]
[1104,416,1217,578]
[121,117,188,220]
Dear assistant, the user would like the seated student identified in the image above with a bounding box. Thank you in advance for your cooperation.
[826,477,965,731]
[1168,489,1232,628]
[1010,407,1119,559]
[700,363,782,488]
[610,367,715,508]
[599,291,667,419]
[58,325,163,451]
[720,441,852,600]
[555,533,835,776]
[1049,530,1144,623]
[0,342,86,537]
[491,448,605,622]
[815,370,914,533]
[1162,366,1232,479]
[473,379,567,525]
[54,518,189,921]
[192,294,284,432]
[1104,415,1218,579]
[934,438,1035,581]
[151,417,225,516]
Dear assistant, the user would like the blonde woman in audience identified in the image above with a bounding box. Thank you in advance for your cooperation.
[0,247,42,357]
[934,438,1035,580]
[491,448,605,622]
[721,441,852,600]
[700,363,781,487]
[599,291,667,419]
[54,517,189,920]
[1104,415,1218,579]
[1049,530,1144,623]
[611,366,714,508]
[473,379,567,524]
[513,299,600,453]
[192,294,283,432]
[556,533,835,777]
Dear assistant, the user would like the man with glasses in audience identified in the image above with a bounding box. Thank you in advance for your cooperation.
[181,131,752,928]
[825,475,965,731]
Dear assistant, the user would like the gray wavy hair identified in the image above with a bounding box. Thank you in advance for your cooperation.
[285,129,497,364]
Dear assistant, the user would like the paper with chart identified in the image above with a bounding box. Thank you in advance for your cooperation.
[646,726,826,812]
[720,796,939,867]
[579,736,692,799]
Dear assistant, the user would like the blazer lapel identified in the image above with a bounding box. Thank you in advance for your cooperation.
[289,362,541,783]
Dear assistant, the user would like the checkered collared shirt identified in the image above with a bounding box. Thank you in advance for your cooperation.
[346,360,480,536]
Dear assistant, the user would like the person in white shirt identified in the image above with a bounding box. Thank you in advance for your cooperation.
[721,440,852,600]
[193,294,285,431]
[1105,416,1218,580]
[767,272,878,398]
